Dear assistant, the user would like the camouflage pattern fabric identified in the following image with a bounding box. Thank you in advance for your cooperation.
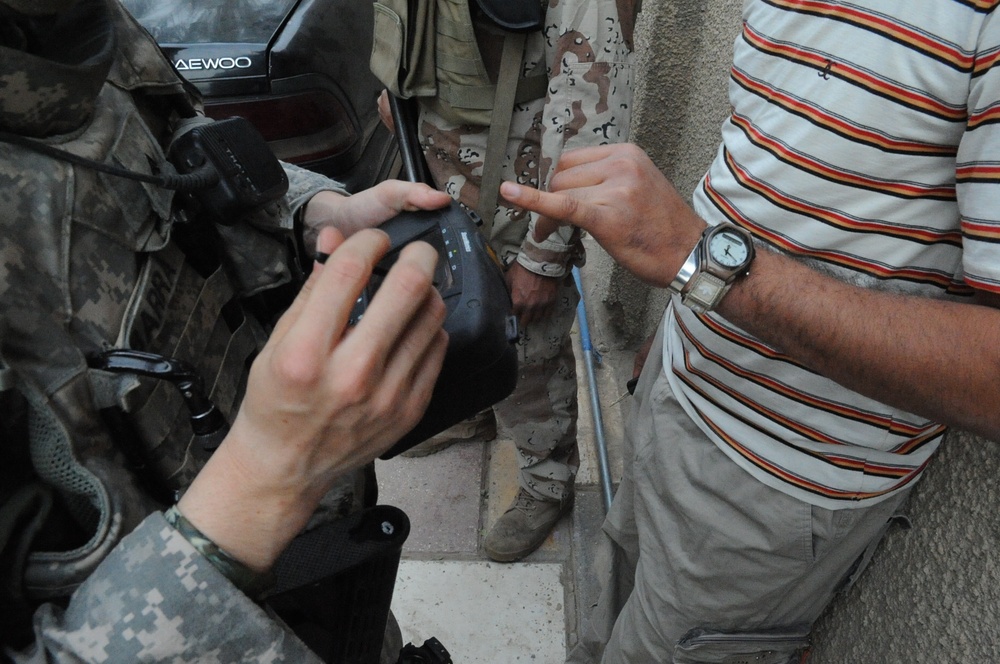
[163,505,276,599]
[15,513,322,663]
[498,274,581,501]
[418,0,633,500]
[0,0,363,659]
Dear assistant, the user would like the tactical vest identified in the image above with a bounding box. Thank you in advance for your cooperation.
[370,0,548,127]
[0,0,296,644]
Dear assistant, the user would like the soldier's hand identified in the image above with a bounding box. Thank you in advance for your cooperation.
[178,226,448,571]
[505,262,560,327]
[302,181,451,244]
[505,143,707,289]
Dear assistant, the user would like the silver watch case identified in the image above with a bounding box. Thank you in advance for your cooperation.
[668,223,755,314]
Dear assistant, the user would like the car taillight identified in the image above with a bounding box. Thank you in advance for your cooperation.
[203,90,357,164]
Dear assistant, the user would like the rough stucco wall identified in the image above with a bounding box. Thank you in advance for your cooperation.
[595,0,1000,660]
[810,430,1000,663]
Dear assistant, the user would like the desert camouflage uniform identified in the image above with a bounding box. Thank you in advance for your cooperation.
[417,0,633,501]
[0,1,371,660]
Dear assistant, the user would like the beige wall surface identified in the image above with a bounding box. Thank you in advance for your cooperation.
[592,0,1000,660]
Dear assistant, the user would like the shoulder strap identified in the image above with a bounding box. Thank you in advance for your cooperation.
[477,31,528,236]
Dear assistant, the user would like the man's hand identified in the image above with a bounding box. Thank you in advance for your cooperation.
[302,179,451,247]
[502,143,706,289]
[506,262,560,327]
[179,226,448,572]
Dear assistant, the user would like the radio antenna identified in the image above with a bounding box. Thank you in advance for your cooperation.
[387,94,434,186]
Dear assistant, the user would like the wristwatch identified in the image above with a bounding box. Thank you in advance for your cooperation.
[669,222,755,314]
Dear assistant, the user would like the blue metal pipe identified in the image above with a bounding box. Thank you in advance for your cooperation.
[573,266,614,513]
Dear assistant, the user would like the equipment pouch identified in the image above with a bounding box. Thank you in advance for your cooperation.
[673,626,812,664]
[264,505,411,664]
[371,0,438,99]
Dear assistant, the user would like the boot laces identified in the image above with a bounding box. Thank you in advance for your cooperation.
[512,490,538,514]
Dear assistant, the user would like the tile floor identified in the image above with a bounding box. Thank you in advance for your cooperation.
[376,315,631,663]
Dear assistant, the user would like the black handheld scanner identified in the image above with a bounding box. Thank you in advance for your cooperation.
[362,96,519,458]
[360,200,519,459]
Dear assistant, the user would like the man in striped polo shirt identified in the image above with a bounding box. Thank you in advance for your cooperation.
[504,0,1000,661]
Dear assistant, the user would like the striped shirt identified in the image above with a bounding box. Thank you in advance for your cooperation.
[663,0,1000,509]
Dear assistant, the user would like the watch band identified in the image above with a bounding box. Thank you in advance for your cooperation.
[669,239,701,295]
[682,272,730,314]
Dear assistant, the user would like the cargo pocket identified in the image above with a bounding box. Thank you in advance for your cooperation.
[673,626,811,664]
[371,0,437,98]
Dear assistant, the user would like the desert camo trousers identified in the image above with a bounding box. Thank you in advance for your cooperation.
[568,322,911,663]
[493,272,580,503]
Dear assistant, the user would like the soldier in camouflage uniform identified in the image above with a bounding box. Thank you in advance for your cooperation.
[0,0,450,660]
[379,0,634,562]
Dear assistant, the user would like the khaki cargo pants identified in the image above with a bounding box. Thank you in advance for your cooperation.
[570,323,911,663]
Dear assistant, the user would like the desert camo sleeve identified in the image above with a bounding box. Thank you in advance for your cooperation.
[516,0,634,276]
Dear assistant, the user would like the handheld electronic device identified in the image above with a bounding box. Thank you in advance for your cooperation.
[363,95,519,458]
[361,200,519,459]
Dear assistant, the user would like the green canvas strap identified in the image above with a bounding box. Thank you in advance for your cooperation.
[477,30,528,238]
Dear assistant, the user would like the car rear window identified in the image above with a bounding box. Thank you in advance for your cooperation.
[122,0,300,44]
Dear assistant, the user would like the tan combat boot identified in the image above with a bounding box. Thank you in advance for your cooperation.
[483,487,574,562]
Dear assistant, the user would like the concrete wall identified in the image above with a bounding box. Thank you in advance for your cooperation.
[586,0,1000,660]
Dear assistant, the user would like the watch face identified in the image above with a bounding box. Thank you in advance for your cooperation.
[708,229,750,268]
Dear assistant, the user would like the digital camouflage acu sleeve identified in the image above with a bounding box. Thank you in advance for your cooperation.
[10,513,322,664]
